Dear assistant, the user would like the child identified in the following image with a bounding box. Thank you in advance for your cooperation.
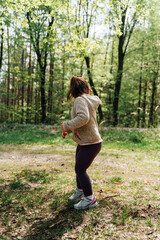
[61,76,102,210]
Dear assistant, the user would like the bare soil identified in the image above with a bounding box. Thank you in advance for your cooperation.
[0,144,160,240]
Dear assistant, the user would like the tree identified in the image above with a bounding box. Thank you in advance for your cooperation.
[107,0,148,126]
[1,0,160,127]
[27,6,54,122]
[0,27,4,71]
[71,0,103,121]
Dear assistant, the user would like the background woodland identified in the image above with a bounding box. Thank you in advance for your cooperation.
[0,0,160,127]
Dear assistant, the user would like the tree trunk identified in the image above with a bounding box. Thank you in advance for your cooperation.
[112,7,127,126]
[142,79,147,128]
[80,59,84,76]
[6,26,10,109]
[21,50,25,124]
[148,71,157,127]
[27,11,54,123]
[62,45,65,105]
[40,67,46,122]
[137,42,144,128]
[11,42,17,122]
[26,42,32,123]
[35,88,39,124]
[84,56,103,122]
[137,74,142,128]
[35,48,47,123]
[0,27,4,71]
[107,39,115,125]
[112,5,137,126]
[113,34,124,126]
[11,74,15,122]
[48,53,54,114]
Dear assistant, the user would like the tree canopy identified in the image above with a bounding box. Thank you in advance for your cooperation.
[0,0,160,127]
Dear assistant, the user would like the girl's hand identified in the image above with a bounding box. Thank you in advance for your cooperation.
[61,122,70,139]
[62,132,68,139]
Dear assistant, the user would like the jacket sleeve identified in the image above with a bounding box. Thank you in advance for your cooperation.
[63,97,90,131]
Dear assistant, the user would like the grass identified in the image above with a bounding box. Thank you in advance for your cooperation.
[0,124,160,239]
[1,124,160,150]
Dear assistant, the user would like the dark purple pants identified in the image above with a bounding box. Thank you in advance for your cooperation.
[75,142,102,197]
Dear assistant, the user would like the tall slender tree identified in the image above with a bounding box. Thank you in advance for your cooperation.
[27,6,54,122]
[107,0,147,126]
[0,27,4,71]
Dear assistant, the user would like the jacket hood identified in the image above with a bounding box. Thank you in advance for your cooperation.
[81,94,101,110]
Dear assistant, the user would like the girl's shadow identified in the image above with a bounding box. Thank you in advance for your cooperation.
[23,197,86,240]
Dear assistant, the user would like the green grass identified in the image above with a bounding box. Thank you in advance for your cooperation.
[108,176,122,184]
[0,124,160,151]
[0,124,160,239]
[16,169,52,184]
[100,127,160,150]
[0,124,66,145]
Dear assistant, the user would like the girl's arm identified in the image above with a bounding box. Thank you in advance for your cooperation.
[63,97,89,132]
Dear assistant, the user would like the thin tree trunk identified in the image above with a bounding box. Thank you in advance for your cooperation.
[142,79,147,128]
[21,50,25,124]
[35,88,39,124]
[137,41,144,128]
[11,74,15,122]
[40,67,46,122]
[26,42,32,123]
[107,39,115,125]
[48,53,54,114]
[113,40,124,126]
[62,45,65,105]
[148,72,157,127]
[137,74,142,128]
[80,59,84,76]
[6,26,10,109]
[27,11,54,123]
[11,42,16,122]
[0,27,4,71]
[112,6,136,126]
[84,56,103,122]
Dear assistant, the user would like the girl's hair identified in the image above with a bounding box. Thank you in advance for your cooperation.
[67,76,90,101]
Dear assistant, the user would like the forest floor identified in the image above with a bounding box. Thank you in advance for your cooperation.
[0,125,160,240]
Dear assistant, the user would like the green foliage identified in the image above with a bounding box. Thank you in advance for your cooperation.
[109,176,122,184]
[100,127,160,150]
[101,128,144,143]
[0,124,61,145]
[1,124,160,151]
[0,0,160,127]
[16,169,52,184]
[9,180,24,189]
[112,206,130,226]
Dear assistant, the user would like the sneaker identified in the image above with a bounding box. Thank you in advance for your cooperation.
[74,196,98,210]
[69,188,83,202]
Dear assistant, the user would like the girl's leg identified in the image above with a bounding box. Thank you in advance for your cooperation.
[75,145,82,190]
[75,142,102,197]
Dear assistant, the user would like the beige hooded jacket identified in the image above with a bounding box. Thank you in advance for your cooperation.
[63,94,102,145]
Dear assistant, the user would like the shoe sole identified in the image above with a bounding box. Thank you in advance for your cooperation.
[68,194,83,203]
[68,196,83,203]
[74,201,98,210]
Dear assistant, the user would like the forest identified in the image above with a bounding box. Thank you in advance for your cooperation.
[0,1,160,238]
[0,0,160,127]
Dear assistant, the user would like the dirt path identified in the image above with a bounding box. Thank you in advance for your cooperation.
[0,145,160,240]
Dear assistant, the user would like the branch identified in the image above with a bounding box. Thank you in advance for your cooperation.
[44,16,54,70]
[27,11,42,69]
[124,15,137,56]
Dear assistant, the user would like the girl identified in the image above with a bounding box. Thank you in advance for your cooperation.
[61,76,102,210]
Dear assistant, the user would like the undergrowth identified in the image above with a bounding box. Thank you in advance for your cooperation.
[0,124,160,150]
